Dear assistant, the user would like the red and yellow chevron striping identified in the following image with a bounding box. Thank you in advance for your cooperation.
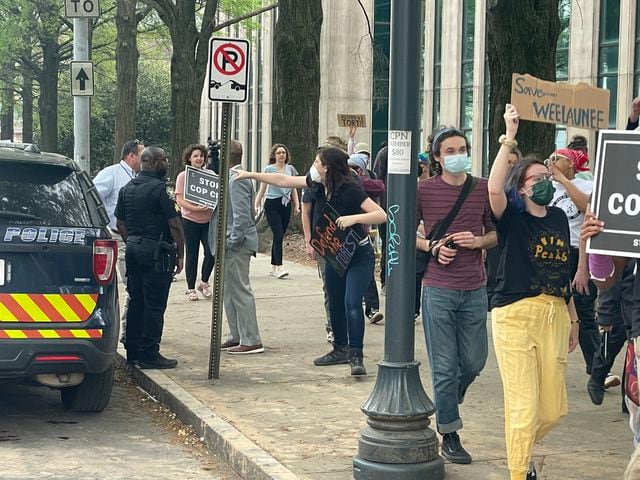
[0,329,103,339]
[0,294,98,323]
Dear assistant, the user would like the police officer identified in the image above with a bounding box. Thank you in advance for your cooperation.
[115,146,185,369]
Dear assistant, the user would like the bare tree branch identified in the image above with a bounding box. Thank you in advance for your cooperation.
[211,2,278,33]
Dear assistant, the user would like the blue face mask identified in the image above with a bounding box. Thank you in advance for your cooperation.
[443,154,471,174]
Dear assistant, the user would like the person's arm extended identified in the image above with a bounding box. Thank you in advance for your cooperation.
[335,197,386,230]
[488,104,519,220]
[237,170,308,189]
[301,201,315,258]
[168,216,185,274]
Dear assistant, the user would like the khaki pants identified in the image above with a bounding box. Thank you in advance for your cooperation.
[492,294,571,480]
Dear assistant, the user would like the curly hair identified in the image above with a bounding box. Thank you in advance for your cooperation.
[268,144,292,164]
[182,144,207,166]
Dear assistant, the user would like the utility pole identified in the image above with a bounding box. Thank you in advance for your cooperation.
[353,2,444,479]
[73,18,91,172]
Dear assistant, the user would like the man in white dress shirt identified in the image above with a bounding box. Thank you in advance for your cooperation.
[93,140,144,340]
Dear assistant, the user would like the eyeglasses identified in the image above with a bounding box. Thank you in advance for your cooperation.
[544,154,568,166]
[524,172,552,184]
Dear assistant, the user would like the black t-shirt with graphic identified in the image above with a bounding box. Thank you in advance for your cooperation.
[304,174,368,239]
[490,200,572,309]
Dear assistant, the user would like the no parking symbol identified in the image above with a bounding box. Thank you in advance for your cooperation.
[208,38,250,103]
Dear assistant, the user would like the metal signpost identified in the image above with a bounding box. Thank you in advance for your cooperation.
[207,37,250,380]
[353,2,444,478]
[66,0,99,174]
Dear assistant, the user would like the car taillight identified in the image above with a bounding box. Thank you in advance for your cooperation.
[93,239,118,285]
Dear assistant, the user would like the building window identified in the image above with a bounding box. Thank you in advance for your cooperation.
[432,0,443,130]
[555,0,570,147]
[460,0,475,144]
[371,1,391,156]
[598,0,620,127]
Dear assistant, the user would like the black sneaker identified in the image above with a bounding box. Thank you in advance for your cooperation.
[139,353,178,370]
[314,346,349,366]
[587,377,605,405]
[527,462,537,479]
[348,349,366,376]
[441,432,472,464]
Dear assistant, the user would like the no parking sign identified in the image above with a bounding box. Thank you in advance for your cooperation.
[208,37,250,103]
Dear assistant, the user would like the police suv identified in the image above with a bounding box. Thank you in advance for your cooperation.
[0,143,119,412]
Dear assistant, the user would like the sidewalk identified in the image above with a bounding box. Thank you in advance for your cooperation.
[121,254,633,479]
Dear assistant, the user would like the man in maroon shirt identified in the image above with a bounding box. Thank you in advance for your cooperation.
[415,127,497,465]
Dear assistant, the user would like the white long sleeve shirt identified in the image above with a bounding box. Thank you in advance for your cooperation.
[93,161,136,230]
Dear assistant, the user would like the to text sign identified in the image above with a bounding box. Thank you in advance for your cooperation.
[387,130,412,175]
[65,0,100,18]
[510,73,610,130]
[337,114,367,128]
[587,131,640,257]
[310,203,362,277]
[208,37,250,103]
[70,61,94,96]
[184,166,220,210]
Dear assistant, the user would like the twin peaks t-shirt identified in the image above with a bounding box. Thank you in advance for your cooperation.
[491,201,572,309]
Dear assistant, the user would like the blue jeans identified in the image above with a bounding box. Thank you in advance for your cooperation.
[325,244,375,350]
[422,286,488,433]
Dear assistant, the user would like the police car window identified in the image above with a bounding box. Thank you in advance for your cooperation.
[0,164,93,227]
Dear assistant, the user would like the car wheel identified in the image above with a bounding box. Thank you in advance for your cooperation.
[60,363,114,413]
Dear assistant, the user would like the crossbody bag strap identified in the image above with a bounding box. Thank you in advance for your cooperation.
[427,175,479,242]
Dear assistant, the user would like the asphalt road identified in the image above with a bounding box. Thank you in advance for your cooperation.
[0,371,241,480]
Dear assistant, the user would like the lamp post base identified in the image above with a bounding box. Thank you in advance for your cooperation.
[353,455,445,480]
[353,361,444,479]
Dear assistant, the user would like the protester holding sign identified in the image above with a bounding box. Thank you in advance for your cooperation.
[547,147,600,376]
[236,147,386,376]
[488,104,580,480]
[175,144,214,301]
[254,144,300,279]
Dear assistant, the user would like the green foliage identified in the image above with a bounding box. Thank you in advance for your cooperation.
[136,60,171,154]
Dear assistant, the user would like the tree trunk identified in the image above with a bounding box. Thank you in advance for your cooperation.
[38,37,59,152]
[0,84,14,141]
[22,73,33,143]
[168,45,203,180]
[114,0,139,163]
[486,0,560,166]
[272,0,323,174]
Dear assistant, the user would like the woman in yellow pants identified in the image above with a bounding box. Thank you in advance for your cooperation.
[487,104,580,480]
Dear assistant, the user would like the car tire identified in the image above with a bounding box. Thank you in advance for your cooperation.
[60,363,114,413]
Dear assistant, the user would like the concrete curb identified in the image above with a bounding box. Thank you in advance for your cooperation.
[115,353,300,480]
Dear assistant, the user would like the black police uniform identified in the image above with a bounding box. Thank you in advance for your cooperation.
[114,171,179,363]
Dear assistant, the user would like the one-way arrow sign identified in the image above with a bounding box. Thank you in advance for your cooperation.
[70,61,94,96]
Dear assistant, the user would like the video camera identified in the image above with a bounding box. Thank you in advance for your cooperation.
[207,137,220,174]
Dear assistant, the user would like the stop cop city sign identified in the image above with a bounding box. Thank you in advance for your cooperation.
[184,166,219,210]
[208,37,250,103]
[587,130,640,258]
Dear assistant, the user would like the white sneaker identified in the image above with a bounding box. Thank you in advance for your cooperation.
[276,269,289,279]
[269,270,277,277]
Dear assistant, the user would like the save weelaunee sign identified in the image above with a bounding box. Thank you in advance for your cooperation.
[310,203,362,277]
[184,166,219,210]
[587,130,640,258]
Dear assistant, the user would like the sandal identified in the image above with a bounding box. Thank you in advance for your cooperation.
[197,282,212,298]
[185,289,198,301]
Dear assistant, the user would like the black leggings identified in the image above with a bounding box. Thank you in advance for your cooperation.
[264,198,291,266]
[182,218,214,289]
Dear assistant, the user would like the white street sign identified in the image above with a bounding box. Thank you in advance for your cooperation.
[70,62,94,96]
[65,0,100,18]
[208,37,250,103]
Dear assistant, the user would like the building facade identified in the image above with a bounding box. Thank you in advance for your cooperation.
[202,0,639,176]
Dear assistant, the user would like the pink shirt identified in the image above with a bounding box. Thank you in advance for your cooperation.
[416,175,495,290]
[175,171,212,224]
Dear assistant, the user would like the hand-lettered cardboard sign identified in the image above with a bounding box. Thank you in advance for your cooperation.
[337,114,367,128]
[510,73,610,130]
[310,203,362,277]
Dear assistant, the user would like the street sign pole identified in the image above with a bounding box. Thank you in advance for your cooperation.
[73,17,91,173]
[353,2,444,479]
[208,102,232,380]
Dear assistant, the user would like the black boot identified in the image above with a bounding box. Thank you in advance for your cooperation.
[587,377,605,405]
[314,346,349,366]
[348,348,366,376]
[526,462,537,479]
